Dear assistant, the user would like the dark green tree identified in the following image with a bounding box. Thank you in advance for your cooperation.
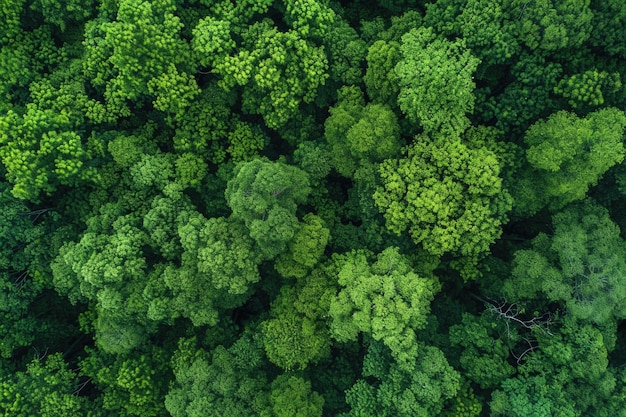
[225,158,311,259]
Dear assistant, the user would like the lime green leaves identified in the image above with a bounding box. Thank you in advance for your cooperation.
[374,133,512,276]
[0,106,101,201]
[329,248,440,368]
[395,27,480,137]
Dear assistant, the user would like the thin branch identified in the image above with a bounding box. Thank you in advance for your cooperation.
[73,378,93,396]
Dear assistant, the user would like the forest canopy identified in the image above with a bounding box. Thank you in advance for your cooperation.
[1,0,626,416]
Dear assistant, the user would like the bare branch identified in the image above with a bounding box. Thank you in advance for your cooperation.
[485,297,553,336]
[73,378,93,396]
[511,337,539,365]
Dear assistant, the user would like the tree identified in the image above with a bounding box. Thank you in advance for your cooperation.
[174,213,262,321]
[590,0,626,58]
[514,0,593,52]
[490,316,616,417]
[268,374,324,417]
[261,285,331,370]
[554,70,622,110]
[165,334,271,417]
[395,27,480,136]
[275,213,330,279]
[322,18,367,85]
[80,346,170,417]
[209,19,329,129]
[424,0,519,66]
[513,108,626,216]
[225,159,311,259]
[0,105,102,201]
[29,0,96,31]
[373,133,512,277]
[363,39,401,105]
[505,199,626,325]
[324,86,402,178]
[449,312,516,390]
[82,0,198,118]
[329,248,440,369]
[51,204,155,354]
[0,353,101,417]
[342,341,460,417]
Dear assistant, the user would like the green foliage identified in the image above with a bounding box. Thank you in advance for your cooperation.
[442,381,482,417]
[262,285,331,370]
[506,200,626,325]
[282,0,336,38]
[268,374,324,417]
[513,108,626,216]
[214,20,329,129]
[514,0,593,52]
[157,213,262,325]
[166,334,271,417]
[395,27,480,136]
[482,51,564,135]
[449,313,515,389]
[590,0,626,58]
[343,342,460,417]
[0,26,61,104]
[374,133,512,276]
[329,248,440,368]
[363,40,400,105]
[275,213,330,278]
[2,0,626,415]
[0,186,44,358]
[0,105,102,201]
[30,0,96,30]
[226,159,311,259]
[0,353,99,417]
[323,18,367,84]
[81,347,170,417]
[491,317,616,417]
[325,86,402,177]
[293,141,332,182]
[457,0,519,65]
[554,70,622,109]
[83,0,196,117]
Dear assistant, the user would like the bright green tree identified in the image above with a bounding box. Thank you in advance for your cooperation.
[374,133,512,277]
[80,346,170,417]
[395,27,480,136]
[0,105,102,201]
[268,374,324,417]
[83,0,198,117]
[329,248,440,369]
[0,353,101,417]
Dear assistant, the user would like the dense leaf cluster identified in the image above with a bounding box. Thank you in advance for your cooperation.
[2,0,626,416]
